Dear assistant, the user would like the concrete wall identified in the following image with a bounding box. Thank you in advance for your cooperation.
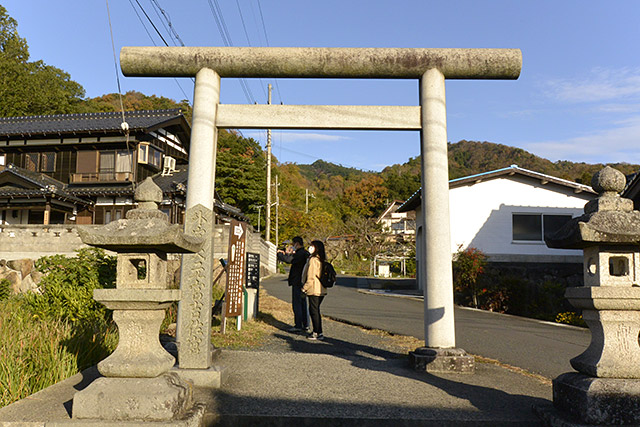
[213,224,277,276]
[0,225,84,260]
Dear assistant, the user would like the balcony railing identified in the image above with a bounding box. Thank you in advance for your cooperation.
[70,172,133,183]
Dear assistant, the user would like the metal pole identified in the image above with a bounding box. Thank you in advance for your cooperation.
[419,68,456,349]
[265,84,272,243]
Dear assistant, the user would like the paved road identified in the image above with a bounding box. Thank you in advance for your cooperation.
[261,275,590,379]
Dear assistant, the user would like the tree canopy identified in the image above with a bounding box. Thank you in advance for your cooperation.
[0,5,85,117]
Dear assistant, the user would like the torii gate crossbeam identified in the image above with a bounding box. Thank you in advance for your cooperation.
[121,46,521,375]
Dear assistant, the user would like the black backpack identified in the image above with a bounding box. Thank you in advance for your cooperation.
[319,261,337,288]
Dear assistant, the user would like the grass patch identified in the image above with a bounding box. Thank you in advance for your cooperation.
[208,288,293,349]
[0,297,117,408]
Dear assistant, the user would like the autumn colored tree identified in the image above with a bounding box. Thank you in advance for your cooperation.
[342,175,389,218]
[452,246,487,308]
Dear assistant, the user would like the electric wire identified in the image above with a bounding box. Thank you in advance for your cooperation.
[149,0,186,47]
[105,0,132,174]
[206,0,256,104]
[236,0,267,100]
[128,0,191,102]
[256,0,283,104]
[133,0,169,46]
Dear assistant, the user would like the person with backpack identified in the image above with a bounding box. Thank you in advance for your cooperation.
[301,240,329,340]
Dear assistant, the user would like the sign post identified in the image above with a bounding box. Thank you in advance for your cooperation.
[222,220,247,333]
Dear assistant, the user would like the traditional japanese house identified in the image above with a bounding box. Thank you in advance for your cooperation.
[0,109,247,225]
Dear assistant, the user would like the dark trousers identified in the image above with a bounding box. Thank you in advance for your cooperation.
[308,295,324,334]
[292,285,309,329]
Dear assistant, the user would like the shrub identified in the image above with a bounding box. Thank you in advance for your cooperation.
[453,246,487,308]
[556,311,586,327]
[0,279,10,301]
[24,248,116,324]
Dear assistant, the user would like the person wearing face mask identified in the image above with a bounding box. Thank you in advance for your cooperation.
[301,240,328,340]
[277,236,310,333]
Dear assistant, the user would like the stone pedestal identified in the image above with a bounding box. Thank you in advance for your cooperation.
[71,178,206,426]
[542,166,640,425]
[73,374,193,422]
[553,372,640,425]
[409,347,475,373]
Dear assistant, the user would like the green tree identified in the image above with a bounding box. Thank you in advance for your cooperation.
[0,5,85,116]
[215,130,267,227]
[81,91,192,122]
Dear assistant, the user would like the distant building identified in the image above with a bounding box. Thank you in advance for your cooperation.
[398,165,598,289]
[377,200,416,240]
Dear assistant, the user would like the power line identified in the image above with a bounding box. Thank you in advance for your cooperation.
[128,0,156,43]
[127,0,192,102]
[149,0,187,47]
[256,0,284,104]
[206,0,256,104]
[236,0,267,100]
[133,0,169,45]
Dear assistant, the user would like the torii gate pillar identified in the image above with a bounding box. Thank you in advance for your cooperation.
[121,46,521,374]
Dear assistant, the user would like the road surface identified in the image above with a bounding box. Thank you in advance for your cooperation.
[261,275,590,379]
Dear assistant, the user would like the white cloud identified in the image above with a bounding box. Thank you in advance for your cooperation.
[544,67,640,104]
[521,115,640,164]
[241,130,351,143]
[277,132,352,142]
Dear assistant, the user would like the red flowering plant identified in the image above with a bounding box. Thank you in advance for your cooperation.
[452,246,487,309]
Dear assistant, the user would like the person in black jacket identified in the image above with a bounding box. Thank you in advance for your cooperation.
[277,236,310,333]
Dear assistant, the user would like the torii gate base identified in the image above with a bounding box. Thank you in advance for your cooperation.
[121,46,521,375]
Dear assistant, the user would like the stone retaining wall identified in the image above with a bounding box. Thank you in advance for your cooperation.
[0,224,276,295]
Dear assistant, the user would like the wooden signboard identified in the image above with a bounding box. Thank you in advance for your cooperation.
[224,220,247,318]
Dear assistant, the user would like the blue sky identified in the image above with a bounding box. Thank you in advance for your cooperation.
[4,1,640,171]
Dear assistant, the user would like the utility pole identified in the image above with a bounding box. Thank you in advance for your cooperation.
[265,84,272,243]
[305,188,314,214]
[275,174,279,248]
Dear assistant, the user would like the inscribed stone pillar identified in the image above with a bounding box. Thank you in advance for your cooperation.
[418,68,456,349]
[177,67,220,369]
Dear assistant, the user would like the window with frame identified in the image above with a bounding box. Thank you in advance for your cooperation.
[138,143,162,169]
[512,213,572,242]
[40,152,56,172]
[138,143,149,164]
[0,154,5,166]
[24,153,39,171]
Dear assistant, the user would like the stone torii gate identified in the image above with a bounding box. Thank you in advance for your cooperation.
[121,46,521,375]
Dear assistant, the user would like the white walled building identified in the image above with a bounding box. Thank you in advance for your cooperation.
[398,165,597,289]
[377,200,416,238]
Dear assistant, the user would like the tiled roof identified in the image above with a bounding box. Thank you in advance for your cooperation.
[0,164,90,204]
[150,168,248,221]
[0,109,185,137]
[397,165,596,213]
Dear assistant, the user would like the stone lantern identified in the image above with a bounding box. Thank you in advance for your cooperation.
[70,177,205,425]
[544,166,640,425]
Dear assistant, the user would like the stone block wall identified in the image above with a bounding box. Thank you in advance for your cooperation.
[0,224,276,294]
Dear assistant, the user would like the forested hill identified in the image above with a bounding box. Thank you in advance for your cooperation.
[377,140,640,201]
